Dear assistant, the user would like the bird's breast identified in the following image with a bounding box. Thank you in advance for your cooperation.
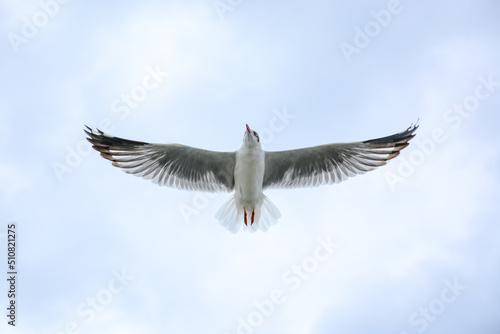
[234,148,265,205]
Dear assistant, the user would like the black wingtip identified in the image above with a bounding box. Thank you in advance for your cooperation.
[83,125,94,146]
[408,119,420,132]
[83,125,93,136]
[363,121,418,146]
[84,125,106,148]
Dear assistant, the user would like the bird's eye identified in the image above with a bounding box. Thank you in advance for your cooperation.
[253,131,260,142]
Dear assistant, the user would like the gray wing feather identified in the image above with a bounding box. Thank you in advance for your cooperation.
[85,126,236,192]
[263,124,418,189]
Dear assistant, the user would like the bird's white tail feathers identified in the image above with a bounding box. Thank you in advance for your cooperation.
[215,194,281,233]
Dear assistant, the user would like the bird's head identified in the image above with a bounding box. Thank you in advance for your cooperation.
[243,124,261,147]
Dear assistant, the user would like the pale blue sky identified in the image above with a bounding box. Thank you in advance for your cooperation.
[1,1,499,333]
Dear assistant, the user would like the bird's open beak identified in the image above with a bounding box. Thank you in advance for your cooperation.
[246,124,251,133]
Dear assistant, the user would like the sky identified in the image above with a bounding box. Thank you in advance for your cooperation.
[1,0,499,333]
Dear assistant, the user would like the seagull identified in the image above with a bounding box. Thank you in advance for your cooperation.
[84,123,417,233]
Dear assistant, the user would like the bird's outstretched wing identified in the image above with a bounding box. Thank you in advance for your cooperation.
[263,124,418,189]
[84,126,236,192]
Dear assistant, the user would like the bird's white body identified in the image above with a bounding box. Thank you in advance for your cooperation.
[215,126,281,233]
[234,142,265,212]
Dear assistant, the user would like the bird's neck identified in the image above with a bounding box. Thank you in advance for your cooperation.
[241,142,262,152]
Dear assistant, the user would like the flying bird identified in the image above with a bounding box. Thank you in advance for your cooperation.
[84,123,417,233]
